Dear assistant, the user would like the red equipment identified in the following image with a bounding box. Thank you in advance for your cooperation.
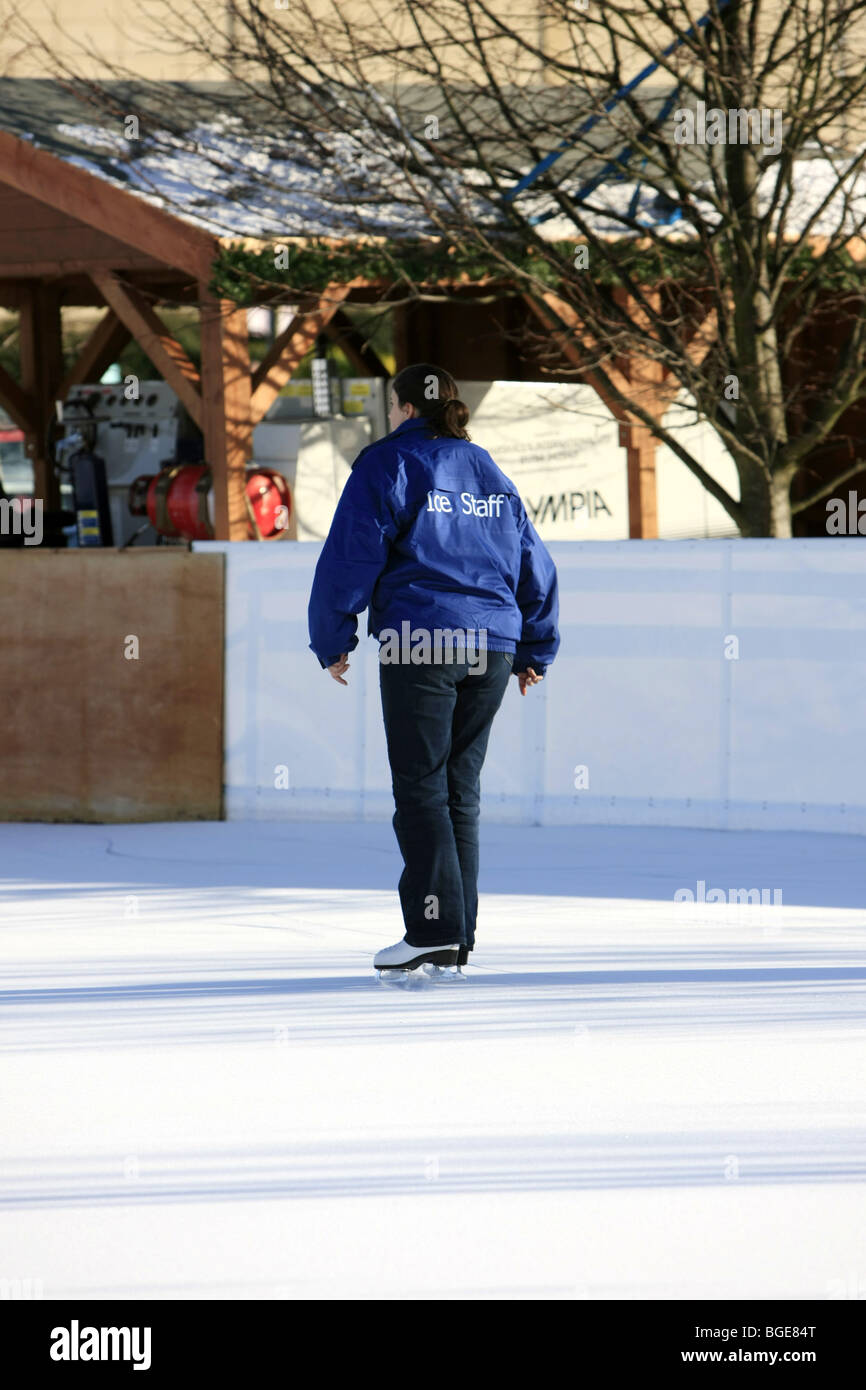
[129,464,292,540]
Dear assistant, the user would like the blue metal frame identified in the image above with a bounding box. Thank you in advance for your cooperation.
[531,87,683,228]
[502,0,730,221]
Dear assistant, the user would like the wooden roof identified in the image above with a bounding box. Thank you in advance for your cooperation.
[0,128,217,302]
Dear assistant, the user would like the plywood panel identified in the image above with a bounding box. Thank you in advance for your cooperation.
[0,549,224,821]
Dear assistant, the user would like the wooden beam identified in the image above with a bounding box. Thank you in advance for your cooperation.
[199,290,252,542]
[250,282,360,425]
[0,282,26,307]
[90,271,202,427]
[0,360,37,434]
[0,361,37,436]
[19,282,64,508]
[322,309,389,377]
[0,129,216,282]
[0,259,170,282]
[529,290,633,398]
[684,307,719,369]
[57,311,130,399]
[0,274,196,309]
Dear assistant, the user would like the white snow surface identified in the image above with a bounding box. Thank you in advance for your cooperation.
[1,818,865,1301]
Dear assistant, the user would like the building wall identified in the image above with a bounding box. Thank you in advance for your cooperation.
[0,0,561,81]
[7,0,860,131]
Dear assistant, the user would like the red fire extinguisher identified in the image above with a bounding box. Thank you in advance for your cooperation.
[243,469,293,540]
[129,465,292,540]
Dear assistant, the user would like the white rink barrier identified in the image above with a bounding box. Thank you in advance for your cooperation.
[194,539,866,834]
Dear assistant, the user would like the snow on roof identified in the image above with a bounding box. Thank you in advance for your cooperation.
[22,109,866,250]
[52,117,469,241]
[522,145,866,244]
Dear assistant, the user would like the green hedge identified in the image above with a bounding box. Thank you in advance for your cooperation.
[209,236,865,305]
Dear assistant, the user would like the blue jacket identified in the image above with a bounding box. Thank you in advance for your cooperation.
[308,416,560,674]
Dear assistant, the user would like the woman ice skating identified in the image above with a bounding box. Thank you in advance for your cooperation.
[308,363,560,979]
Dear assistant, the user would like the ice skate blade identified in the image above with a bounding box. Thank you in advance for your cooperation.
[377,962,469,987]
[377,967,429,987]
[421,963,469,982]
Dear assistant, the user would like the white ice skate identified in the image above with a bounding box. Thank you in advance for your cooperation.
[374,937,462,985]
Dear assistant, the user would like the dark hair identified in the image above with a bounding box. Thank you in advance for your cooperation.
[391,363,471,440]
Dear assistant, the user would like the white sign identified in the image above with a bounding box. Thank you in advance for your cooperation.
[459,381,629,539]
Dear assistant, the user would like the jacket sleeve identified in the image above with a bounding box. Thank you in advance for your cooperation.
[513,506,560,676]
[308,455,403,668]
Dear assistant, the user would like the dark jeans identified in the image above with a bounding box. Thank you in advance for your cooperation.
[378,650,513,949]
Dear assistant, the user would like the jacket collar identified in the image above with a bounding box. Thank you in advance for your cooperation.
[390,416,429,437]
[351,414,428,470]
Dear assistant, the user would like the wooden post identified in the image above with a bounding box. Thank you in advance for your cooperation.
[522,290,672,538]
[199,290,251,541]
[392,304,410,373]
[18,282,63,511]
[621,420,659,539]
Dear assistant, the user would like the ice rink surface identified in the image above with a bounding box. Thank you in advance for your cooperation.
[1,819,864,1301]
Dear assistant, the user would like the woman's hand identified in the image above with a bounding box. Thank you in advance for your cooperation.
[517,667,543,696]
[328,654,350,685]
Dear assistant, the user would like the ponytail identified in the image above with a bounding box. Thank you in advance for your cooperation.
[391,363,471,440]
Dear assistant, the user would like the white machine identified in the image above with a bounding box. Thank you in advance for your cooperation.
[60,377,388,546]
[62,382,197,546]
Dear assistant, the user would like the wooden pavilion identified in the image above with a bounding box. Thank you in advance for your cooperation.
[0,125,711,540]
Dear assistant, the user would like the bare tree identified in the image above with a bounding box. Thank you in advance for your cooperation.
[6,0,866,534]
